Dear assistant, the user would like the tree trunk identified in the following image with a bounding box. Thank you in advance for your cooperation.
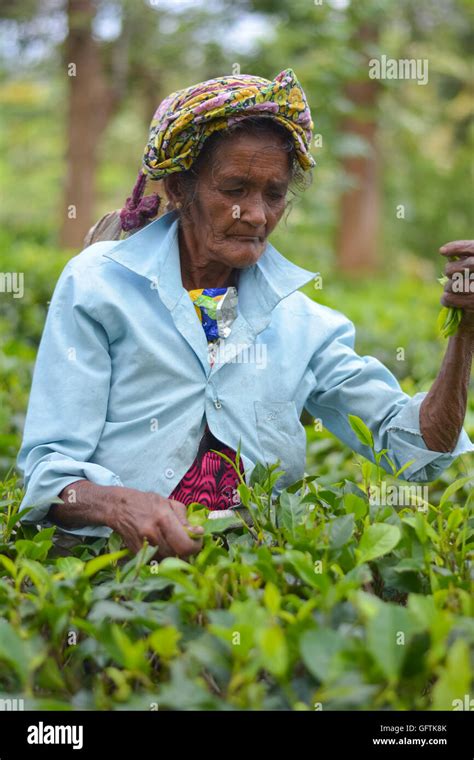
[59,0,117,248]
[336,24,380,274]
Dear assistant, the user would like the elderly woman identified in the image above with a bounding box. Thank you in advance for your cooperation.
[17,69,474,559]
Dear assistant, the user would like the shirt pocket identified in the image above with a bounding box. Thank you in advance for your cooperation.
[253,400,306,489]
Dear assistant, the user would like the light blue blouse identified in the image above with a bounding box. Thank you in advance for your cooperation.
[16,211,473,537]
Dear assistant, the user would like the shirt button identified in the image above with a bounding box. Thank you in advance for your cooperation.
[165,468,174,478]
[214,399,222,409]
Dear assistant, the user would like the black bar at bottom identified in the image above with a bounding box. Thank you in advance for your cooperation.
[0,709,472,758]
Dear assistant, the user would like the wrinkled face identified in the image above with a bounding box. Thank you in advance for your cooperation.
[181,132,291,268]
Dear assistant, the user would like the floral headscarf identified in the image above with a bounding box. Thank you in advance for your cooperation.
[120,68,314,232]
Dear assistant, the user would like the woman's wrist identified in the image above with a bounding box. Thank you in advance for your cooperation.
[419,323,472,452]
[52,480,125,530]
[455,311,474,346]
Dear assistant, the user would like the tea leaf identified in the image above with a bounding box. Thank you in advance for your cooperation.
[348,415,374,448]
[357,524,401,564]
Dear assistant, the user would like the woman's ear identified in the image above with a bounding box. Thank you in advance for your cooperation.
[163,175,184,209]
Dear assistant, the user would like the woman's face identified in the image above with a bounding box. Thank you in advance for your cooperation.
[177,132,291,269]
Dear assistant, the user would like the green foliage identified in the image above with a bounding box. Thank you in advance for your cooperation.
[438,260,463,338]
[438,306,463,339]
[0,451,472,710]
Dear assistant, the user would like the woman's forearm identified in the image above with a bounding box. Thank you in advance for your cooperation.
[420,320,473,452]
[48,480,121,530]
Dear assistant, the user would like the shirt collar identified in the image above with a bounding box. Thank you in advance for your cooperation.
[102,210,319,316]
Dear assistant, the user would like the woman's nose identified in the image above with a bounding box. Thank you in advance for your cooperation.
[242,195,267,227]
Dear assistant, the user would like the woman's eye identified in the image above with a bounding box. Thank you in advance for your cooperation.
[221,187,286,201]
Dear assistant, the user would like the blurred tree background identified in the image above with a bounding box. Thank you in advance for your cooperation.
[0,0,472,482]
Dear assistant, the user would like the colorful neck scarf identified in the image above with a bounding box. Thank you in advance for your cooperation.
[188,286,238,343]
[120,69,314,232]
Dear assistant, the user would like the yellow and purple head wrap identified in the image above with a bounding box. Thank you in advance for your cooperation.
[120,68,315,232]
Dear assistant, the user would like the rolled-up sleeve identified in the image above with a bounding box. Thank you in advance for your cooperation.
[304,309,474,481]
[16,261,122,538]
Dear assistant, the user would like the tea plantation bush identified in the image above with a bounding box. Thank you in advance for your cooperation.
[0,439,472,711]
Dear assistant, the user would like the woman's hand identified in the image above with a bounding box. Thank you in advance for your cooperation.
[109,489,204,559]
[51,481,203,561]
[440,240,474,337]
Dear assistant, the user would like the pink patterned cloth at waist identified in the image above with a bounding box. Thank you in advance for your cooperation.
[169,423,244,510]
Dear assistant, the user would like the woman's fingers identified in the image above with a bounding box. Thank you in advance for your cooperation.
[129,524,174,558]
[439,240,474,256]
[122,533,144,556]
[151,527,175,558]
[168,499,191,524]
[441,291,474,309]
[131,524,177,558]
[444,255,474,276]
[158,505,203,557]
[441,243,474,312]
[441,252,474,312]
[169,499,204,536]
[444,256,474,280]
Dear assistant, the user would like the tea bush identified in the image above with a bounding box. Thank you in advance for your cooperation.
[0,422,472,711]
